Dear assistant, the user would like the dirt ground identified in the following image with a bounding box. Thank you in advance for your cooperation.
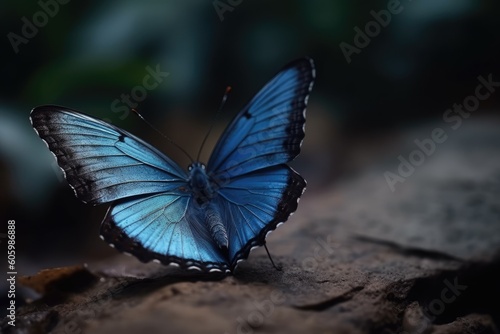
[4,118,500,334]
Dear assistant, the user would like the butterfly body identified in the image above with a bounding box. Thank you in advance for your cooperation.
[31,58,315,273]
[187,161,229,249]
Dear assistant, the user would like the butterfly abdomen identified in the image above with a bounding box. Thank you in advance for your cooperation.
[205,204,228,250]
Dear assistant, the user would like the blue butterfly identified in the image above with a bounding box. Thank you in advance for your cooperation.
[30,58,315,273]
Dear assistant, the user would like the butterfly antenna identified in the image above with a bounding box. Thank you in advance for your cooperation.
[196,86,232,161]
[131,109,194,163]
[264,244,282,271]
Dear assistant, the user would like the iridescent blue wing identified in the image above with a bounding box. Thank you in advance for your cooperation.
[208,58,315,181]
[213,166,305,269]
[207,58,315,268]
[30,106,187,204]
[101,194,230,272]
[31,106,229,271]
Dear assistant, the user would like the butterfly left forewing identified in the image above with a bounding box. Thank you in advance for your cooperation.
[32,106,233,272]
[31,106,187,205]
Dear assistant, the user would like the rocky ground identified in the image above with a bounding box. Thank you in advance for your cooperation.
[3,117,500,334]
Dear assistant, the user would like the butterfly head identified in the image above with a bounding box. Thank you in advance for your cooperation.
[188,162,215,205]
[187,162,206,172]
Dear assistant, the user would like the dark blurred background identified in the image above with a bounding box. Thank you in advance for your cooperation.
[1,0,499,281]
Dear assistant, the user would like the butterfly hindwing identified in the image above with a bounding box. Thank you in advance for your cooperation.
[214,165,306,268]
[101,194,230,272]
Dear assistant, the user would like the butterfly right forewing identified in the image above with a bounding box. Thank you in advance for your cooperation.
[206,58,315,269]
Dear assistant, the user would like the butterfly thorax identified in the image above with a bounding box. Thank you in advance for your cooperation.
[188,162,216,206]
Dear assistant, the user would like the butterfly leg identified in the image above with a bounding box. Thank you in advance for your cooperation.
[264,244,282,271]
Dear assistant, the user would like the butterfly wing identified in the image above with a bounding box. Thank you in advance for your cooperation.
[101,194,230,272]
[208,58,314,181]
[30,106,188,204]
[207,58,315,268]
[31,106,229,271]
[213,165,305,269]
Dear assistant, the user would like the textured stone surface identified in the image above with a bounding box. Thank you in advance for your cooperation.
[4,118,500,334]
